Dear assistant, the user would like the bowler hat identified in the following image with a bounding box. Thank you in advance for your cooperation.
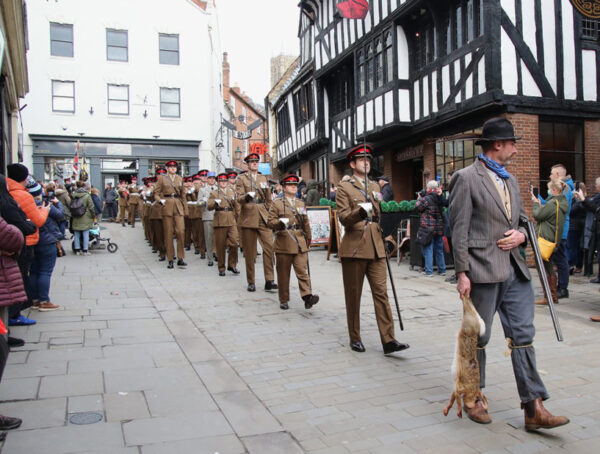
[475,118,522,146]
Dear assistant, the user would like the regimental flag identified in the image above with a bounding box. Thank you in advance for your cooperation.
[80,143,89,182]
[336,0,369,20]
[73,141,80,179]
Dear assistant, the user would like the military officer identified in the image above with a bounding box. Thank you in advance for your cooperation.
[154,160,188,269]
[235,153,277,292]
[141,177,153,242]
[149,170,166,261]
[207,173,240,276]
[127,176,141,227]
[198,172,217,266]
[183,176,194,250]
[188,174,205,254]
[117,181,129,226]
[267,174,319,311]
[336,144,409,355]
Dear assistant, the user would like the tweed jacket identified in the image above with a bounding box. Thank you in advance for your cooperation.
[336,177,385,260]
[207,187,237,227]
[235,172,272,228]
[267,198,311,254]
[197,185,216,221]
[154,174,188,217]
[448,158,530,284]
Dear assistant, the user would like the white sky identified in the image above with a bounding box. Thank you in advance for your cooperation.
[216,0,300,103]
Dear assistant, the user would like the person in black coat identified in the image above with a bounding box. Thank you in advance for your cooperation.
[378,176,394,202]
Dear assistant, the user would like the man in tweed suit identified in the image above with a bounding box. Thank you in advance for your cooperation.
[449,117,568,431]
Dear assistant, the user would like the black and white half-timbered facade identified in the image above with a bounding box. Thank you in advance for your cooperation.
[268,0,600,200]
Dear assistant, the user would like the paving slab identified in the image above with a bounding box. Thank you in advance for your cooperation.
[38,372,104,398]
[0,397,66,430]
[241,431,305,454]
[140,435,245,454]
[104,390,150,422]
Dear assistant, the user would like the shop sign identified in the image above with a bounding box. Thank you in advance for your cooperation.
[107,143,132,156]
[249,143,267,155]
[395,145,423,162]
[570,1,600,19]
[233,130,252,140]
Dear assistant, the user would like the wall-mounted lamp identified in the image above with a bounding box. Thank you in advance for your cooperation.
[89,106,94,115]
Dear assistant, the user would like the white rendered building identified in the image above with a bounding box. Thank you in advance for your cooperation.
[22,0,225,187]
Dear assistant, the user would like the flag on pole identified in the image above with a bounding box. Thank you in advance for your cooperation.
[73,141,80,179]
[336,0,369,20]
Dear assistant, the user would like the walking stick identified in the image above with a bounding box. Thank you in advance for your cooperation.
[519,215,563,342]
[363,154,405,331]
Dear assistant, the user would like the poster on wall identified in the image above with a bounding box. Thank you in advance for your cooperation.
[306,206,331,246]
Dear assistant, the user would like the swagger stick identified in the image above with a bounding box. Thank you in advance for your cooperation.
[519,215,563,341]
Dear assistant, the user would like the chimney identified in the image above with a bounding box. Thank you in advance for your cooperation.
[222,52,230,102]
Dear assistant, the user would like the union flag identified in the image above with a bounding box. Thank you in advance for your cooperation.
[336,0,369,20]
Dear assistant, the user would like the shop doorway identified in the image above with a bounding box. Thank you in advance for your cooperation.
[393,158,423,201]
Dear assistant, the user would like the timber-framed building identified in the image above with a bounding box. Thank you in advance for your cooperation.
[267,0,600,203]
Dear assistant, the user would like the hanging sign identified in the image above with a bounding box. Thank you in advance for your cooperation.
[570,1,600,19]
[233,130,252,140]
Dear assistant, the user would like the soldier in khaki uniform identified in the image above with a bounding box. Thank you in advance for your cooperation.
[228,171,242,248]
[141,177,152,242]
[149,170,166,261]
[188,174,205,254]
[117,181,129,226]
[127,176,141,227]
[208,173,240,276]
[337,144,409,355]
[154,160,188,269]
[183,176,194,250]
[235,153,277,292]
[267,174,319,310]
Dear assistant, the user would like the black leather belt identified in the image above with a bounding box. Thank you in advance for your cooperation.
[215,208,233,212]
[253,198,265,204]
[167,194,177,198]
[286,225,302,230]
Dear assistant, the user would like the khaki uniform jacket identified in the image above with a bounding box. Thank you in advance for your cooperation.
[235,173,272,228]
[448,158,530,283]
[154,174,188,217]
[148,188,164,220]
[185,187,202,219]
[207,187,237,227]
[267,198,311,254]
[128,185,141,206]
[118,188,129,207]
[336,178,385,260]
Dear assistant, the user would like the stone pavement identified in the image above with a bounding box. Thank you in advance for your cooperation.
[1,223,599,453]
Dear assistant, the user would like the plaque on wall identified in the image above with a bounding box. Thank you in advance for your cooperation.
[107,144,132,156]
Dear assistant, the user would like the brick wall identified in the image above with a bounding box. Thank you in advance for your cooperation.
[422,139,435,188]
[505,113,539,218]
[585,119,600,193]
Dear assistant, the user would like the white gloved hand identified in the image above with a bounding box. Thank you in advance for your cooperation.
[215,199,221,206]
[247,191,255,199]
[279,217,290,229]
[358,202,373,218]
[160,199,166,206]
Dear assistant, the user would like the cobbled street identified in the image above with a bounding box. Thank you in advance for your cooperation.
[1,223,599,454]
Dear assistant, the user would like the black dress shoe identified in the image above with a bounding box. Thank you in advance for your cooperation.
[7,337,24,347]
[590,277,600,284]
[213,252,217,260]
[185,246,191,251]
[208,260,214,267]
[167,261,174,269]
[280,302,289,310]
[265,280,278,291]
[200,254,206,259]
[159,256,166,262]
[0,415,22,430]
[350,341,366,352]
[219,271,226,276]
[228,267,240,274]
[177,259,187,267]
[302,294,319,309]
[557,288,569,299]
[152,249,157,253]
[383,339,410,354]
[195,250,200,255]
[247,283,256,292]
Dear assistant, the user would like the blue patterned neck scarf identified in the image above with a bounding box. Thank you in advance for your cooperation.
[478,153,510,180]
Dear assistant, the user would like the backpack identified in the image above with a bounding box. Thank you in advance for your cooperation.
[70,197,86,217]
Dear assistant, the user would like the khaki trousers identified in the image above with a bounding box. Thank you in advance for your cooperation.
[214,226,238,272]
[190,219,204,252]
[119,205,128,225]
[241,225,275,284]
[276,252,311,303]
[184,217,192,247]
[163,214,185,261]
[151,218,166,258]
[128,203,138,226]
[341,257,395,344]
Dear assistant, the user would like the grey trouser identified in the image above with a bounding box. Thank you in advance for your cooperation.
[203,220,214,256]
[470,264,549,403]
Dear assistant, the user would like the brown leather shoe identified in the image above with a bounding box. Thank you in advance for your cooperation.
[535,298,548,305]
[464,396,491,424]
[522,398,569,431]
[591,315,600,322]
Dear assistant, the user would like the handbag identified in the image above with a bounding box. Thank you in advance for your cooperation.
[537,200,559,261]
[416,225,434,246]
